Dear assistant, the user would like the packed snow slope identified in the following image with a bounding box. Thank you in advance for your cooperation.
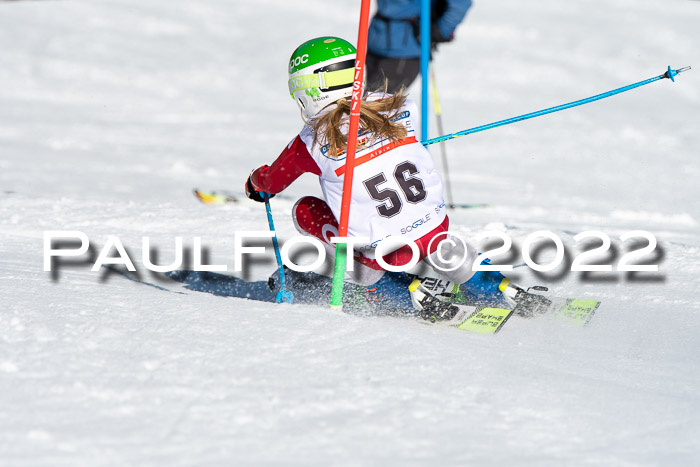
[1,0,700,465]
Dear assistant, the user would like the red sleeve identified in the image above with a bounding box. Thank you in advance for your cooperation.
[250,136,321,194]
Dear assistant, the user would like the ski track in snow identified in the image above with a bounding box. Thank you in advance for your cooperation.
[1,0,700,465]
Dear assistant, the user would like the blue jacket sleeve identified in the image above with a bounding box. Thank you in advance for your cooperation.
[436,0,471,41]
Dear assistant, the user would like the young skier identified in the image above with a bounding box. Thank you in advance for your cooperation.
[245,36,547,319]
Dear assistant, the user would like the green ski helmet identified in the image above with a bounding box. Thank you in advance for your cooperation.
[288,36,357,119]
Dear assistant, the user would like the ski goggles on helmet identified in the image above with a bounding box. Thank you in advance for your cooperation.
[288,59,355,96]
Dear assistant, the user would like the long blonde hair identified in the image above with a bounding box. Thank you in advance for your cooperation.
[310,89,408,158]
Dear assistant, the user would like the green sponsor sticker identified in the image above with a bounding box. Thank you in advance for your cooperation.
[457,308,513,334]
[557,299,600,326]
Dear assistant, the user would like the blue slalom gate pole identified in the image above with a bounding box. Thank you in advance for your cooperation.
[262,192,294,303]
[420,0,430,141]
[422,66,691,147]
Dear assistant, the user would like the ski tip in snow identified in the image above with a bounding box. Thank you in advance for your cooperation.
[556,298,600,327]
[193,188,238,205]
[447,202,491,210]
[448,299,599,334]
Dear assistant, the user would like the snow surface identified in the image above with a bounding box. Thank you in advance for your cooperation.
[1,0,700,465]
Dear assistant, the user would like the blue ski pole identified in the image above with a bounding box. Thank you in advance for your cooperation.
[262,192,294,303]
[420,0,430,141]
[422,65,691,147]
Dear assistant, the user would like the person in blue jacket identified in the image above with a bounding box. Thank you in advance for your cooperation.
[366,0,472,93]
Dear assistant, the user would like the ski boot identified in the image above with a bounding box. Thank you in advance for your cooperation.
[461,270,552,318]
[361,272,415,314]
[409,279,471,325]
[499,279,552,318]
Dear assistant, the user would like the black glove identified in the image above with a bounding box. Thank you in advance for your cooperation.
[245,167,274,203]
[430,21,453,47]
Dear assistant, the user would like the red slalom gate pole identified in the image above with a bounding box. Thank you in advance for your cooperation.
[330,0,372,310]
